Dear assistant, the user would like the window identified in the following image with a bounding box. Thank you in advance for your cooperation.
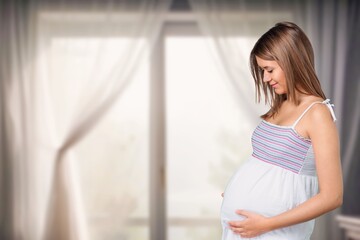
[164,23,253,240]
[38,10,286,240]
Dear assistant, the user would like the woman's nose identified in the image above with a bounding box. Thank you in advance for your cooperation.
[263,72,271,82]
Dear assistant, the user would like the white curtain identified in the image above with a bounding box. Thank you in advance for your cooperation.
[0,0,171,239]
[187,1,356,240]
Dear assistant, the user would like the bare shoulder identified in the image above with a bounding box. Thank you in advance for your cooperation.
[298,96,331,122]
[307,102,334,124]
[306,101,337,138]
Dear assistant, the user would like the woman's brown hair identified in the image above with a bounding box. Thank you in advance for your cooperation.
[250,22,326,119]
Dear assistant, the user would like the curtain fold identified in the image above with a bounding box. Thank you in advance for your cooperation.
[0,0,171,239]
[0,1,39,238]
[341,0,360,216]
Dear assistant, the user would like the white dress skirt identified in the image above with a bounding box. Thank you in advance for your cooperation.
[221,155,318,240]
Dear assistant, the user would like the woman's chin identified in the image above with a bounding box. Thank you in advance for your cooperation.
[274,88,286,95]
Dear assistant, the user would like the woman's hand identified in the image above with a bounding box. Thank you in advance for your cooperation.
[228,210,271,238]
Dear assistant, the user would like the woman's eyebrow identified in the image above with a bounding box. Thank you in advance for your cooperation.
[259,66,273,70]
[263,66,273,70]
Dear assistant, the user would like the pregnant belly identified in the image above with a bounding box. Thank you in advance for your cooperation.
[220,157,317,239]
[220,160,291,225]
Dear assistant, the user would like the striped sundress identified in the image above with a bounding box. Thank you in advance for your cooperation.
[220,99,336,240]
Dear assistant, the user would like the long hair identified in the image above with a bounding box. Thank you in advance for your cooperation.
[250,22,326,119]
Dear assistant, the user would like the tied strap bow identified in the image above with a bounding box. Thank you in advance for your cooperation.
[323,99,337,122]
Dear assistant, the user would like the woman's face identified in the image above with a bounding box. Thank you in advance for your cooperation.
[256,56,287,95]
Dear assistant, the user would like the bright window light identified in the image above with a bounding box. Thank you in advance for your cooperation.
[165,36,256,240]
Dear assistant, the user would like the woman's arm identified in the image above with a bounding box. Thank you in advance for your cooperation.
[228,104,343,238]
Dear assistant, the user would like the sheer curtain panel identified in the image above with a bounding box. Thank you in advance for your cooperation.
[0,0,171,240]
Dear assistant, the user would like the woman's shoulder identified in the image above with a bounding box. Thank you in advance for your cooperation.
[304,97,335,125]
[305,99,338,142]
[291,95,334,126]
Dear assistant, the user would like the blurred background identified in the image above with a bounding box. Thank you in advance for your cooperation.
[0,0,359,240]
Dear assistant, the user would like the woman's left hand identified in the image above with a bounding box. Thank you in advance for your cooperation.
[228,210,271,238]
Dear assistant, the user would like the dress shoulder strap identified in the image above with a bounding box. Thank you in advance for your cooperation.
[291,99,337,128]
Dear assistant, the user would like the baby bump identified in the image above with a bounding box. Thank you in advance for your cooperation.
[220,158,317,238]
[221,159,292,223]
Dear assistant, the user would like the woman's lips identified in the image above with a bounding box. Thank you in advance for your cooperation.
[271,83,278,88]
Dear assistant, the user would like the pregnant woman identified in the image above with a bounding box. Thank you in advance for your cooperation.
[221,22,343,240]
